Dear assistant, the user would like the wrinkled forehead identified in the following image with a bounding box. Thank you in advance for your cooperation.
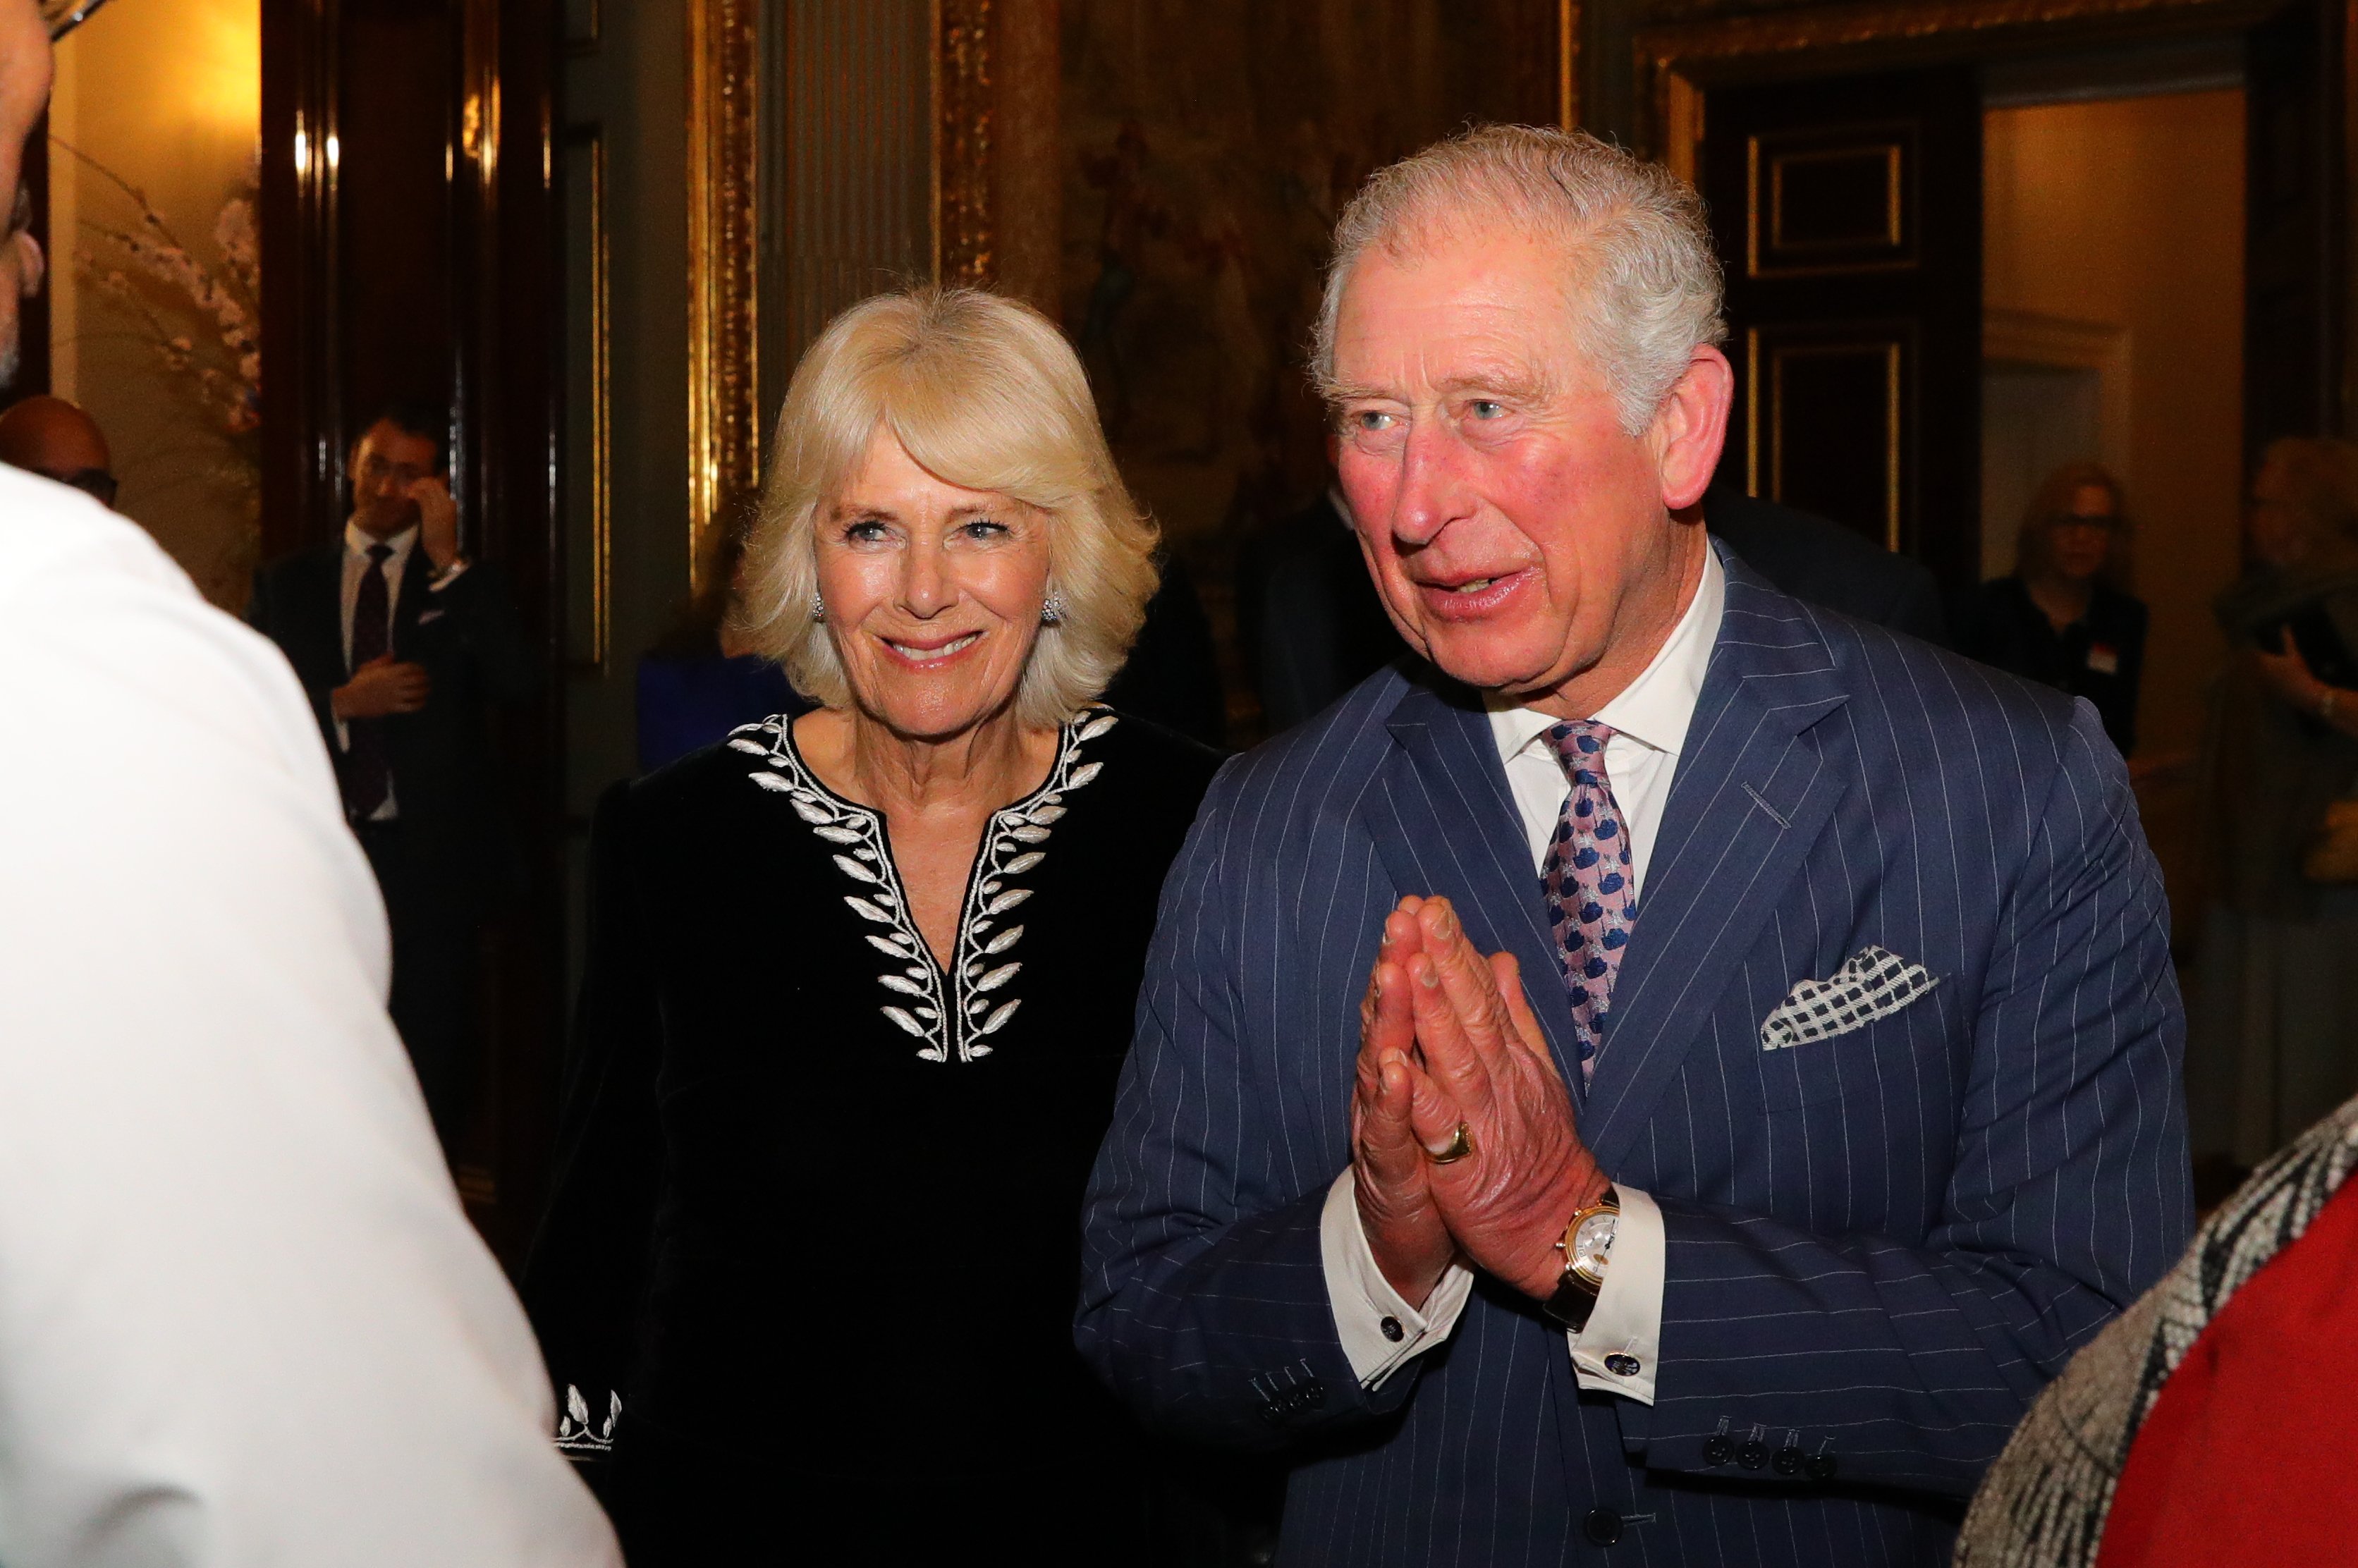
[353,422,440,473]
[1328,221,1592,399]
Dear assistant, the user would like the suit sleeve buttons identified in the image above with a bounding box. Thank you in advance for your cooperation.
[1703,1435,1735,1465]
[1737,1440,1768,1470]
[1807,1453,1838,1482]
[1773,1446,1803,1476]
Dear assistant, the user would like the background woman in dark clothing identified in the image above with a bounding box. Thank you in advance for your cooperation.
[523,288,1223,1564]
[1960,460,2147,755]
[2186,438,2358,1175]
[633,502,805,773]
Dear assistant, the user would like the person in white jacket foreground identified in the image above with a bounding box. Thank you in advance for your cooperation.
[0,6,620,1562]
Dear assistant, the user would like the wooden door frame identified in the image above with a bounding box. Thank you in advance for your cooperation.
[1632,0,2354,481]
[1635,0,2290,179]
[261,0,565,1268]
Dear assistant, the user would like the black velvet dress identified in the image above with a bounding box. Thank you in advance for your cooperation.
[523,706,1223,1564]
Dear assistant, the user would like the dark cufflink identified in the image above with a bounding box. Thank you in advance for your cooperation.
[1380,1316,1405,1342]
[1603,1352,1642,1377]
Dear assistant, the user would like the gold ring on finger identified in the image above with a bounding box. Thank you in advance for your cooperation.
[1427,1122,1473,1165]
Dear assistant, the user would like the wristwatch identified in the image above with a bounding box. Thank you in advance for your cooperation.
[1540,1187,1620,1335]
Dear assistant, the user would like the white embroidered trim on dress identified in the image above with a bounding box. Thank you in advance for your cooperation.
[730,709,1116,1062]
[556,1384,620,1454]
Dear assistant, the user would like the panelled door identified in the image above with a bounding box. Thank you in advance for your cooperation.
[1702,66,1984,594]
[2245,0,2349,458]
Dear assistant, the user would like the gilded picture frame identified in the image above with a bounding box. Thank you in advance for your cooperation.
[683,0,999,592]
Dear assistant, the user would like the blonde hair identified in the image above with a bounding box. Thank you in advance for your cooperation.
[2015,460,2132,589]
[739,288,1160,728]
[1312,124,1726,436]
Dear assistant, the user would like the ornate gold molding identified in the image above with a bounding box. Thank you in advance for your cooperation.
[936,0,994,287]
[685,0,760,592]
[1635,0,2273,162]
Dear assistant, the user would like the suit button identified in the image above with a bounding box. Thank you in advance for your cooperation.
[1303,1380,1326,1406]
[1773,1446,1803,1476]
[1807,1453,1838,1481]
[1703,1435,1735,1465]
[1381,1316,1405,1342]
[1582,1508,1623,1546]
[1737,1441,1768,1470]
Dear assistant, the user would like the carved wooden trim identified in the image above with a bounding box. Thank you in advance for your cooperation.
[936,0,994,288]
[685,0,760,592]
[1635,0,2273,161]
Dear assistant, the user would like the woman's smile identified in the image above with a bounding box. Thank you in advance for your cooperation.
[877,629,986,667]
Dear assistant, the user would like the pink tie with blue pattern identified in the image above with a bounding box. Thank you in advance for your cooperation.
[1540,720,1636,1083]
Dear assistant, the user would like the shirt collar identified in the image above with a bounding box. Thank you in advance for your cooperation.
[1486,544,1725,765]
[344,521,419,567]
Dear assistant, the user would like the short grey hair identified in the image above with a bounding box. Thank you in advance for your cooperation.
[1312,124,1727,435]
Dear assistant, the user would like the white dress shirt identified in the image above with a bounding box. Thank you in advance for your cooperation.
[0,470,617,1567]
[1321,546,1726,1407]
[336,521,468,820]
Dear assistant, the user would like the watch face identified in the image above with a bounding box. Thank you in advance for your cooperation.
[1572,1211,1617,1276]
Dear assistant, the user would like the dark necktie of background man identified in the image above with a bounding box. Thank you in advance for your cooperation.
[344,541,393,819]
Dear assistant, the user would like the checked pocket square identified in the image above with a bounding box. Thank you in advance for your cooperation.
[1759,945,1938,1052]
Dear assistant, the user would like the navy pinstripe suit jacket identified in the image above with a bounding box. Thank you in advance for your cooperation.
[1078,549,2191,1565]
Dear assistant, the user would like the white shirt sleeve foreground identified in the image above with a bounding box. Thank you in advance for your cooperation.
[1568,1184,1663,1405]
[1321,1168,1474,1388]
[0,482,618,1568]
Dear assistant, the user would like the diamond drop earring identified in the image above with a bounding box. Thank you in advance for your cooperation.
[1041,591,1065,626]
[810,592,826,622]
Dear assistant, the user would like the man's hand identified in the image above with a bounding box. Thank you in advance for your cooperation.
[331,654,430,718]
[407,476,462,572]
[1351,900,1460,1309]
[1398,898,1608,1299]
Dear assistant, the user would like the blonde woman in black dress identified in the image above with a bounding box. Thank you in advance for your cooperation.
[523,288,1222,1563]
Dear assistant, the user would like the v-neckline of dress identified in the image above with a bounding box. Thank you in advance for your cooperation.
[733,707,1120,1063]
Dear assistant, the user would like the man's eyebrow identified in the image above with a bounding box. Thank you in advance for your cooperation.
[1431,362,1553,401]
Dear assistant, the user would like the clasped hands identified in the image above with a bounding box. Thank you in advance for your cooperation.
[1352,895,1608,1310]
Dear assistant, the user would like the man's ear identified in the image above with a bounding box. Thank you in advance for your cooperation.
[1648,344,1734,513]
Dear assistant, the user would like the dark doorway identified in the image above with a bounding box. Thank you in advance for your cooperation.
[1702,66,1985,594]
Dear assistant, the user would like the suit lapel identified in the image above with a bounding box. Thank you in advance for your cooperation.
[390,543,434,656]
[1360,673,1582,1083]
[1577,561,1851,1171]
[290,541,348,681]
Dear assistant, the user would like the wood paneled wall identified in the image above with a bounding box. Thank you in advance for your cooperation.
[260,0,564,1267]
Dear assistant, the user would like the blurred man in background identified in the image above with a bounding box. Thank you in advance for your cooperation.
[248,399,538,1149]
[0,393,115,506]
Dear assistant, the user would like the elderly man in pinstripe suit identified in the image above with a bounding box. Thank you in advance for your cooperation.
[1078,125,2190,1565]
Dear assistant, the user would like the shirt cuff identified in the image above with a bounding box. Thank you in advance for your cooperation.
[428,558,470,591]
[1319,1168,1474,1389]
[1566,1184,1663,1405]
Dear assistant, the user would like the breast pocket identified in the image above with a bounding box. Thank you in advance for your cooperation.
[1757,998,1949,1113]
[1759,1028,1868,1111]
